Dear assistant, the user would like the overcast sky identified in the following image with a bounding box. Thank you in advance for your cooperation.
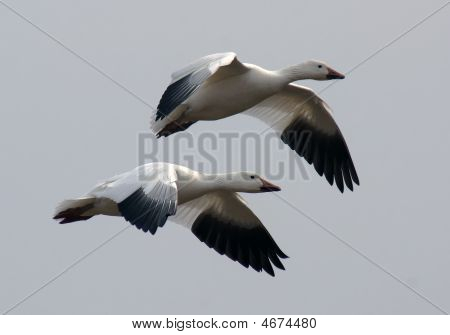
[1,0,450,315]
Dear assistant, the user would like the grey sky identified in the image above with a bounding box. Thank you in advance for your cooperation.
[1,0,449,314]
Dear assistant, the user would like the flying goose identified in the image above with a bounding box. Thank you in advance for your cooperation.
[152,52,359,193]
[53,163,287,276]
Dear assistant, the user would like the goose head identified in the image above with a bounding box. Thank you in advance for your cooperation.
[224,172,281,193]
[302,60,345,80]
[282,60,345,82]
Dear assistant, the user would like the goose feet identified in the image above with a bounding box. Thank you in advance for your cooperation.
[156,121,196,138]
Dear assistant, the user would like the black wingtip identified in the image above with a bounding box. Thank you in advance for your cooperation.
[324,171,334,186]
[277,263,285,271]
[281,121,361,193]
[349,162,360,186]
[345,179,354,191]
[117,187,175,235]
[262,262,275,277]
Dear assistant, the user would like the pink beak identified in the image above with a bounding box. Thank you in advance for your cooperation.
[260,178,281,192]
[326,67,345,79]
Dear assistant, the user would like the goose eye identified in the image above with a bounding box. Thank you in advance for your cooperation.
[318,65,322,68]
[250,176,255,179]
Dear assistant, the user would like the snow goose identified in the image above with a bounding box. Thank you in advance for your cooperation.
[53,163,287,276]
[152,52,358,192]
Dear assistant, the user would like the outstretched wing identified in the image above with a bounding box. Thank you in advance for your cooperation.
[90,164,178,234]
[244,84,359,192]
[152,52,248,130]
[170,191,288,276]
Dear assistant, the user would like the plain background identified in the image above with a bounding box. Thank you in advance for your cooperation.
[1,0,449,314]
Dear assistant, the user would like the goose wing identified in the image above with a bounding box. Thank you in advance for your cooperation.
[170,191,288,276]
[90,164,178,234]
[244,84,359,192]
[153,52,248,128]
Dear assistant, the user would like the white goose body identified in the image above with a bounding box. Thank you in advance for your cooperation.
[184,64,283,121]
[54,162,286,276]
[153,52,359,193]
